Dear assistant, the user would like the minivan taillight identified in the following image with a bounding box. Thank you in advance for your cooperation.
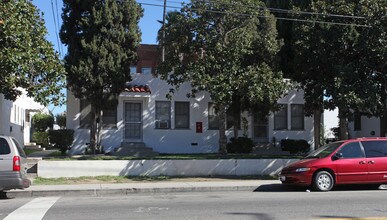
[13,156,21,171]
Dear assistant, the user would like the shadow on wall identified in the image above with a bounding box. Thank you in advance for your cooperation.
[118,159,298,177]
[69,127,122,155]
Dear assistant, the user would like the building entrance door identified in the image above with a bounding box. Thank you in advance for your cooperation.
[124,102,142,141]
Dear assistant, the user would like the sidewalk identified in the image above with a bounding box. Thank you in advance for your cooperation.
[5,179,280,198]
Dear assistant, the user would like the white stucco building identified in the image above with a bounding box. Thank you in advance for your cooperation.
[0,90,48,145]
[66,45,315,154]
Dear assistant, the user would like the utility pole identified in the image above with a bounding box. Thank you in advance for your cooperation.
[162,0,167,62]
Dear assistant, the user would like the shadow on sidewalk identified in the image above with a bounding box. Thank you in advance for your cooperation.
[253,184,307,192]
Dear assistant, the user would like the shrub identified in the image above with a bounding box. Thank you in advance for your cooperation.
[227,137,254,154]
[32,113,54,132]
[49,129,74,155]
[281,139,310,154]
[32,132,50,148]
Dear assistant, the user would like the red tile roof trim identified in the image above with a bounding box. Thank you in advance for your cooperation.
[124,85,151,94]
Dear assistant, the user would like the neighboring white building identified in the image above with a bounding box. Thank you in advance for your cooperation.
[323,108,381,140]
[323,108,339,139]
[0,90,48,145]
[348,115,381,138]
[66,45,315,154]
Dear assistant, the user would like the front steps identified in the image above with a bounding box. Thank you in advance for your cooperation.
[112,142,159,157]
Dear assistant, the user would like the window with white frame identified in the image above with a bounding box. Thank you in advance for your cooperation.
[141,67,152,74]
[175,102,189,129]
[274,104,288,130]
[155,101,171,129]
[291,104,304,130]
[208,103,238,130]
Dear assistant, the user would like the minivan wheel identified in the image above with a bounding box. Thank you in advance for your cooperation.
[313,171,334,192]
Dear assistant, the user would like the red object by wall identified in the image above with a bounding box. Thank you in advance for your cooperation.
[196,122,203,133]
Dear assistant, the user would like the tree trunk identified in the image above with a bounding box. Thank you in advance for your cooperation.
[232,95,241,139]
[339,108,349,140]
[89,105,101,155]
[218,105,228,154]
[89,105,97,155]
[313,108,321,150]
[96,110,102,153]
[380,86,386,137]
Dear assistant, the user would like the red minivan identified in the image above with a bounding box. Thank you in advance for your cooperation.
[280,138,387,191]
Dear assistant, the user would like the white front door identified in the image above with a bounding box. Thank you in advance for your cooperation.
[124,102,142,142]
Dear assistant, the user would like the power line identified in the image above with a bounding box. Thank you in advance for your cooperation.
[137,1,371,28]
[141,0,366,20]
[55,0,64,57]
[50,0,62,56]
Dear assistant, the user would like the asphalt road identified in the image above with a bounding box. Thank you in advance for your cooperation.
[1,184,387,220]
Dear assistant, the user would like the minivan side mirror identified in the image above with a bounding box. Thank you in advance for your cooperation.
[332,152,343,161]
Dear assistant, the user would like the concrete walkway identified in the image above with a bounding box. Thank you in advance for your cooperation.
[5,180,280,198]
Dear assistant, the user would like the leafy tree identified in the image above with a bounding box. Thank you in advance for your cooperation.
[353,0,386,136]
[158,0,286,154]
[317,1,386,140]
[263,0,312,77]
[292,0,386,143]
[32,112,54,132]
[60,0,143,154]
[0,0,65,105]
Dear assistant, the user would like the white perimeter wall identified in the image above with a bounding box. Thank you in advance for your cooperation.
[38,159,298,178]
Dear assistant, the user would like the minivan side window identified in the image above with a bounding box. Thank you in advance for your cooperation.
[0,138,11,155]
[361,141,387,158]
[11,138,26,158]
[337,142,364,158]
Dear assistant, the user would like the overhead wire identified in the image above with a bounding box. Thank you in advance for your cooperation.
[141,0,367,20]
[50,0,62,57]
[137,1,371,28]
[54,0,64,57]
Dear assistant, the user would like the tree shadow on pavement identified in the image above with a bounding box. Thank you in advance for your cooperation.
[253,184,307,192]
[226,212,274,220]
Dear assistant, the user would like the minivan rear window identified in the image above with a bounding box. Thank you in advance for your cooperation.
[361,141,387,158]
[0,138,11,155]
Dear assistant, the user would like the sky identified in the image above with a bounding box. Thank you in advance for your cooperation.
[31,0,184,115]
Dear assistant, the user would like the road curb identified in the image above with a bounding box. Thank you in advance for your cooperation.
[5,185,259,198]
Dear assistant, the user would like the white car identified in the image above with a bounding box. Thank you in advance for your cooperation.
[0,135,31,194]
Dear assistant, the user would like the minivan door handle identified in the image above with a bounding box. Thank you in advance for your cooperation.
[368,161,375,164]
[359,161,366,164]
